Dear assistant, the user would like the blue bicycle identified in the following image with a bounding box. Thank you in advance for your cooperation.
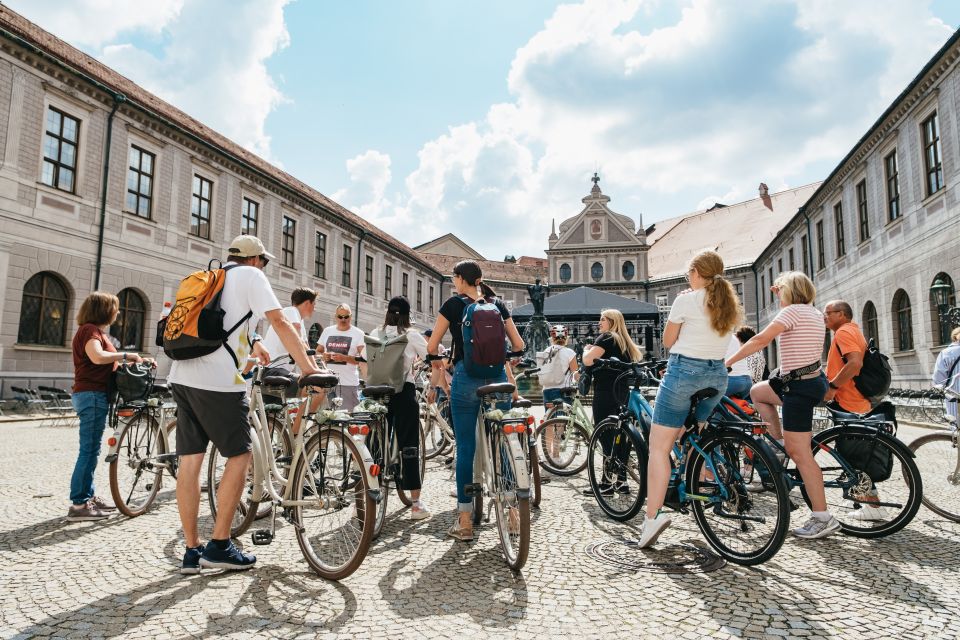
[587,359,790,566]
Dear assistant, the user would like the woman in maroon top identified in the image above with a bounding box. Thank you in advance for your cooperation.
[67,292,145,522]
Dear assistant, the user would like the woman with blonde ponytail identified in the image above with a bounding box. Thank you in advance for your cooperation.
[636,249,742,549]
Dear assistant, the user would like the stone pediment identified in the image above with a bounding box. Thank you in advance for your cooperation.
[552,177,645,250]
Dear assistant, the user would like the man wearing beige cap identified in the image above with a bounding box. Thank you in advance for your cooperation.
[169,234,323,574]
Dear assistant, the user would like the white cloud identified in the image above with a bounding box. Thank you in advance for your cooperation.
[8,0,291,160]
[333,150,394,222]
[346,0,954,259]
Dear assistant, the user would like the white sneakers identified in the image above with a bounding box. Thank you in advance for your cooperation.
[637,514,672,548]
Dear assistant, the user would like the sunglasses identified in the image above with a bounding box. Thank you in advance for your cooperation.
[337,314,351,320]
[259,255,269,267]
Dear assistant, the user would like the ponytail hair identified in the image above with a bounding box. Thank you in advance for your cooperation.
[453,260,498,299]
[689,249,742,335]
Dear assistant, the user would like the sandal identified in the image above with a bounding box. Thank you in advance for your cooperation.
[447,522,474,541]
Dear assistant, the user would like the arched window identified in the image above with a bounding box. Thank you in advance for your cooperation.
[929,273,955,346]
[17,272,69,346]
[559,263,571,283]
[591,262,604,282]
[111,288,146,351]
[892,289,913,352]
[622,261,635,281]
[862,301,879,349]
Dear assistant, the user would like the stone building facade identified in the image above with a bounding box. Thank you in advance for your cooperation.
[0,7,442,388]
[755,28,960,387]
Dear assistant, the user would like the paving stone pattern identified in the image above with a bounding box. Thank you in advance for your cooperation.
[1,420,958,639]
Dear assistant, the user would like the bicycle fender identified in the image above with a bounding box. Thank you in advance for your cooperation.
[506,432,530,491]
[355,442,381,492]
[813,425,915,459]
[103,425,124,462]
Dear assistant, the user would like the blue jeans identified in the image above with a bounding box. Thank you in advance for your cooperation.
[725,375,753,400]
[70,391,110,505]
[450,362,508,512]
[542,387,572,408]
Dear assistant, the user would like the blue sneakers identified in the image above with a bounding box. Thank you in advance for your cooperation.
[199,540,257,571]
[181,544,204,575]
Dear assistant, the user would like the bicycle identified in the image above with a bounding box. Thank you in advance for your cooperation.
[206,360,379,580]
[713,395,923,538]
[104,372,179,517]
[587,358,790,566]
[415,360,454,460]
[909,385,960,522]
[355,384,427,539]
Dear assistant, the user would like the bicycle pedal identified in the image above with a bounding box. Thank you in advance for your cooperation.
[464,483,482,497]
[251,530,274,545]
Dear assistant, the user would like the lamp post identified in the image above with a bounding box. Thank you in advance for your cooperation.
[930,277,959,345]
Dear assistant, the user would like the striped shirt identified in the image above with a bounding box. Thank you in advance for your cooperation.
[772,304,824,375]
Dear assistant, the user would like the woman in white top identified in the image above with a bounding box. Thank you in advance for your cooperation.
[368,296,430,520]
[639,249,742,548]
[727,271,838,540]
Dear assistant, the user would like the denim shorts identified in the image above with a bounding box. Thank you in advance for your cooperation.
[652,353,728,428]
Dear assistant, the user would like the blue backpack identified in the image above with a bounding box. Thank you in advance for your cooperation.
[460,294,507,379]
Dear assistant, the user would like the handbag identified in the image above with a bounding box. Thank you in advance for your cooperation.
[112,362,155,405]
[577,367,593,396]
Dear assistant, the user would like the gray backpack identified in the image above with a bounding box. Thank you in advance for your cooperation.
[364,329,409,392]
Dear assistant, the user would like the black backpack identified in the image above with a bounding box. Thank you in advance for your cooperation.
[836,338,891,406]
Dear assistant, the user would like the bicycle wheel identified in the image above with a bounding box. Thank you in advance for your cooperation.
[688,430,789,566]
[538,417,590,476]
[397,421,427,506]
[206,443,259,538]
[586,418,646,521]
[292,427,374,580]
[109,412,163,517]
[909,431,960,522]
[367,418,389,538]
[421,402,449,460]
[491,429,530,570]
[801,429,922,538]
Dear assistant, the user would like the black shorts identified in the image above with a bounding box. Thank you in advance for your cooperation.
[172,384,252,458]
[774,374,828,433]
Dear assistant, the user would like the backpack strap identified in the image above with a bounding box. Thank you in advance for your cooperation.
[218,263,253,369]
[946,346,960,383]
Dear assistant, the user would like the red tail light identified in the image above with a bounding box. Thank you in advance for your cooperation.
[515,424,527,433]
[526,415,535,426]
[369,463,380,477]
[117,409,135,417]
[107,437,117,446]
[503,424,515,434]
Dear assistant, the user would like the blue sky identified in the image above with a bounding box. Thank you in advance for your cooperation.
[11,1,960,259]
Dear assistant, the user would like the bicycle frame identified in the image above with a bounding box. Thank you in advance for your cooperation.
[103,395,177,470]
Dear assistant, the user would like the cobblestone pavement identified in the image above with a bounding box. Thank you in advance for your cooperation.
[1,418,959,640]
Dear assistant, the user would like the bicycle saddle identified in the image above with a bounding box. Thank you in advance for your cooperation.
[298,373,339,389]
[264,375,296,388]
[362,385,396,398]
[476,382,515,398]
[559,386,578,395]
[513,398,532,409]
[152,383,169,394]
[690,388,719,403]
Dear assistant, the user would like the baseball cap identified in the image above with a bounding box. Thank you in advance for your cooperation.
[228,234,276,261]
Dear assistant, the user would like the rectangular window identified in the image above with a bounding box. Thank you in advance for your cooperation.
[777,258,783,274]
[385,265,393,300]
[402,273,409,298]
[734,283,743,298]
[885,151,900,221]
[416,280,423,312]
[856,179,869,242]
[429,285,435,315]
[760,275,766,308]
[788,248,795,271]
[41,106,80,193]
[341,245,352,288]
[768,267,774,303]
[125,146,154,218]
[365,256,374,295]
[241,197,259,236]
[800,235,809,275]
[922,112,944,196]
[190,175,212,239]
[834,202,845,258]
[314,231,326,279]
[281,216,296,268]
[816,221,825,270]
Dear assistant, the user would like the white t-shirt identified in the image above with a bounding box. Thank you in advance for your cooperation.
[537,345,576,389]
[725,334,751,377]
[667,289,732,360]
[261,305,306,371]
[319,325,366,386]
[168,265,281,392]
[368,326,428,384]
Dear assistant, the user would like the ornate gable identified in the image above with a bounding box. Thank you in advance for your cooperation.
[551,175,645,250]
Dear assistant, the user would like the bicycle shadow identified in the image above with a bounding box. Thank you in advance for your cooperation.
[377,542,529,626]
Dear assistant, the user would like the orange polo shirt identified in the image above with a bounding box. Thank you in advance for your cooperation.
[826,322,871,414]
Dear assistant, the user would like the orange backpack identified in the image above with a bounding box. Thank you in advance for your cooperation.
[157,261,251,366]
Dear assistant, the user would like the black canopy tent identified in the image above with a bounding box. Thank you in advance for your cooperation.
[512,286,661,355]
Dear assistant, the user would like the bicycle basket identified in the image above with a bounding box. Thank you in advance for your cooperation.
[112,363,155,405]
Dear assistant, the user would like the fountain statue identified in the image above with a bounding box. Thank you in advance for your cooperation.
[517,279,551,400]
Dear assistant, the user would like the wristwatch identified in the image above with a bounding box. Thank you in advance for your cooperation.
[828,381,839,390]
